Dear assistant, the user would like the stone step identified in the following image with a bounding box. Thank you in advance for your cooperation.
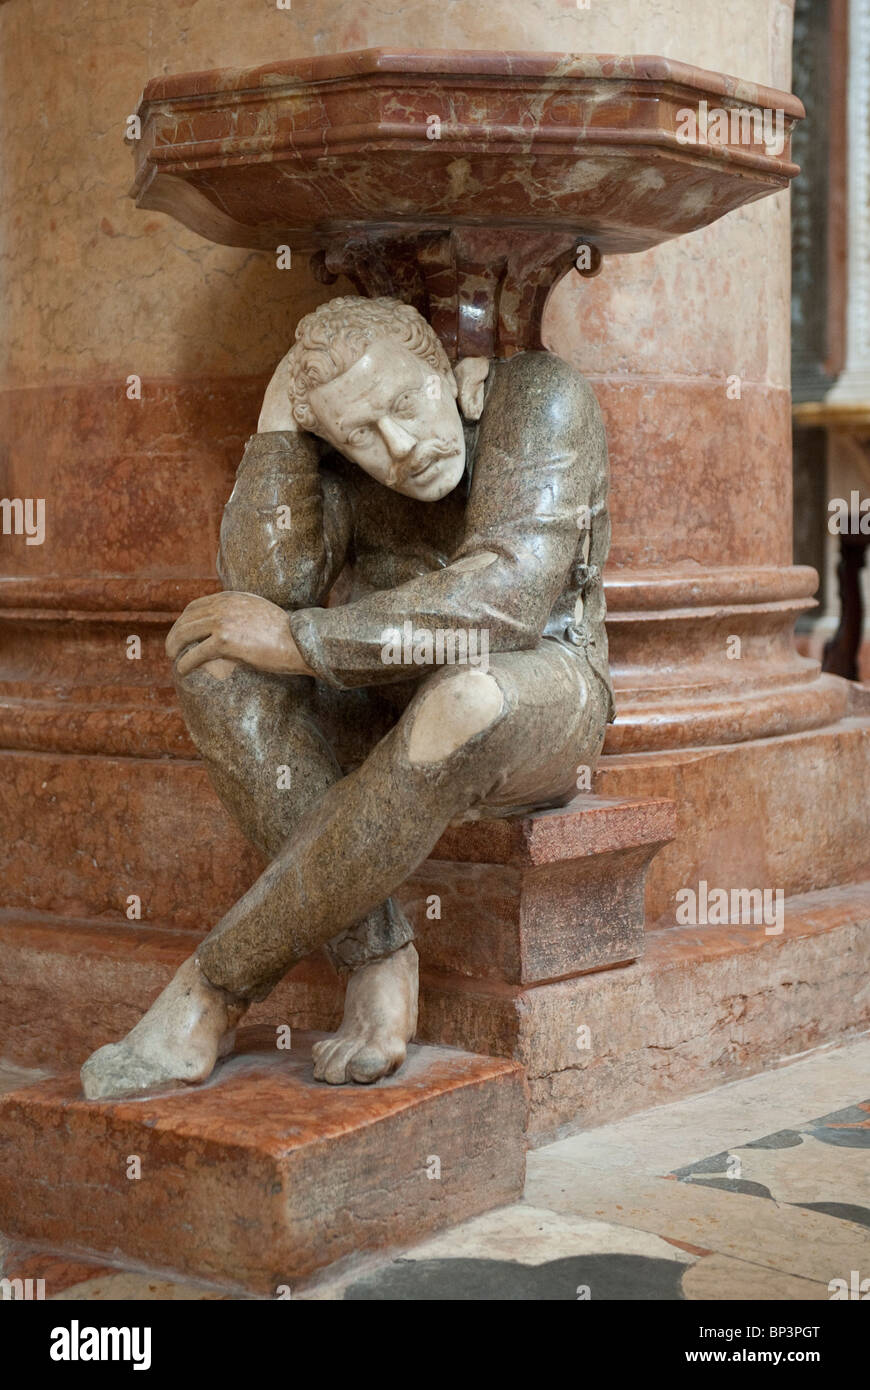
[3,875,869,1143]
[0,1032,526,1294]
[0,916,344,1071]
[405,794,675,983]
[0,748,673,981]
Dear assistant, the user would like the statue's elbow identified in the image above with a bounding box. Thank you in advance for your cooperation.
[258,556,333,611]
[215,548,284,607]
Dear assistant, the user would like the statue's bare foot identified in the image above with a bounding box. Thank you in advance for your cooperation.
[80,956,248,1100]
[312,943,418,1085]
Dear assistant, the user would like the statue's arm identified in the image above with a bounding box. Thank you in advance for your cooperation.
[288,353,606,689]
[216,430,352,612]
[166,348,353,682]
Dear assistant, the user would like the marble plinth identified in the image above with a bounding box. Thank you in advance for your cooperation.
[0,1034,525,1292]
[399,796,675,984]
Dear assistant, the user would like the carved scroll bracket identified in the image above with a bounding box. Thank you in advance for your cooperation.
[312,227,602,361]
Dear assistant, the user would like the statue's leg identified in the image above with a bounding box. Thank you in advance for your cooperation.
[197,643,604,1084]
[172,662,415,973]
[308,644,608,1084]
[82,644,605,1098]
[80,661,412,1100]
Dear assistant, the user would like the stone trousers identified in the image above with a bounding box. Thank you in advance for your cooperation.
[175,639,608,1000]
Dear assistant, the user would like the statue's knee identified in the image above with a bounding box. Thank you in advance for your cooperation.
[173,653,238,694]
[407,669,505,765]
[172,655,257,739]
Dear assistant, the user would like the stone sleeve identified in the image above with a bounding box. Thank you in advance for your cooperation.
[216,430,352,611]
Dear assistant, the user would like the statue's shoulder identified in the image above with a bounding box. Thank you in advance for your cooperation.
[486,351,603,442]
[493,348,587,385]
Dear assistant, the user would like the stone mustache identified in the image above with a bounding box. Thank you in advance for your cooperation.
[81,295,614,1099]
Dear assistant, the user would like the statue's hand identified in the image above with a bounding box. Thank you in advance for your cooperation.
[257,347,300,433]
[454,357,490,421]
[166,592,314,678]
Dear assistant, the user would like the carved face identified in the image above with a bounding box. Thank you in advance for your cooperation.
[306,339,466,500]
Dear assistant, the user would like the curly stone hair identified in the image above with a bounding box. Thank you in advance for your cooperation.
[286,296,454,430]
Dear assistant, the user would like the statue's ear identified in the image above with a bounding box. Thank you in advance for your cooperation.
[454,357,490,421]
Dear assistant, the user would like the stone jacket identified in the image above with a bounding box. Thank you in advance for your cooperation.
[217,350,614,721]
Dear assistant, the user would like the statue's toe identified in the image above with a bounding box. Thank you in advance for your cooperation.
[347,1042,403,1084]
[80,1043,180,1101]
[319,1040,358,1085]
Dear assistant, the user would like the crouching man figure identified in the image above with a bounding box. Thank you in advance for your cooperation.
[81,296,614,1099]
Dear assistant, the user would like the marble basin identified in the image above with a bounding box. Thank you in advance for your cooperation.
[131,48,803,256]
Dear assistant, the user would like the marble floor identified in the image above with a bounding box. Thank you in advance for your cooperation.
[2,1036,869,1300]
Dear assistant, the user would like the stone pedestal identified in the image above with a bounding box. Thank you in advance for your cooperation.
[0,1035,526,1292]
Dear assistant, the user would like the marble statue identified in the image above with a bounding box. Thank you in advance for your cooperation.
[81,295,614,1099]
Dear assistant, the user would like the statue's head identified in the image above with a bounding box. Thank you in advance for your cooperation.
[286,296,465,500]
